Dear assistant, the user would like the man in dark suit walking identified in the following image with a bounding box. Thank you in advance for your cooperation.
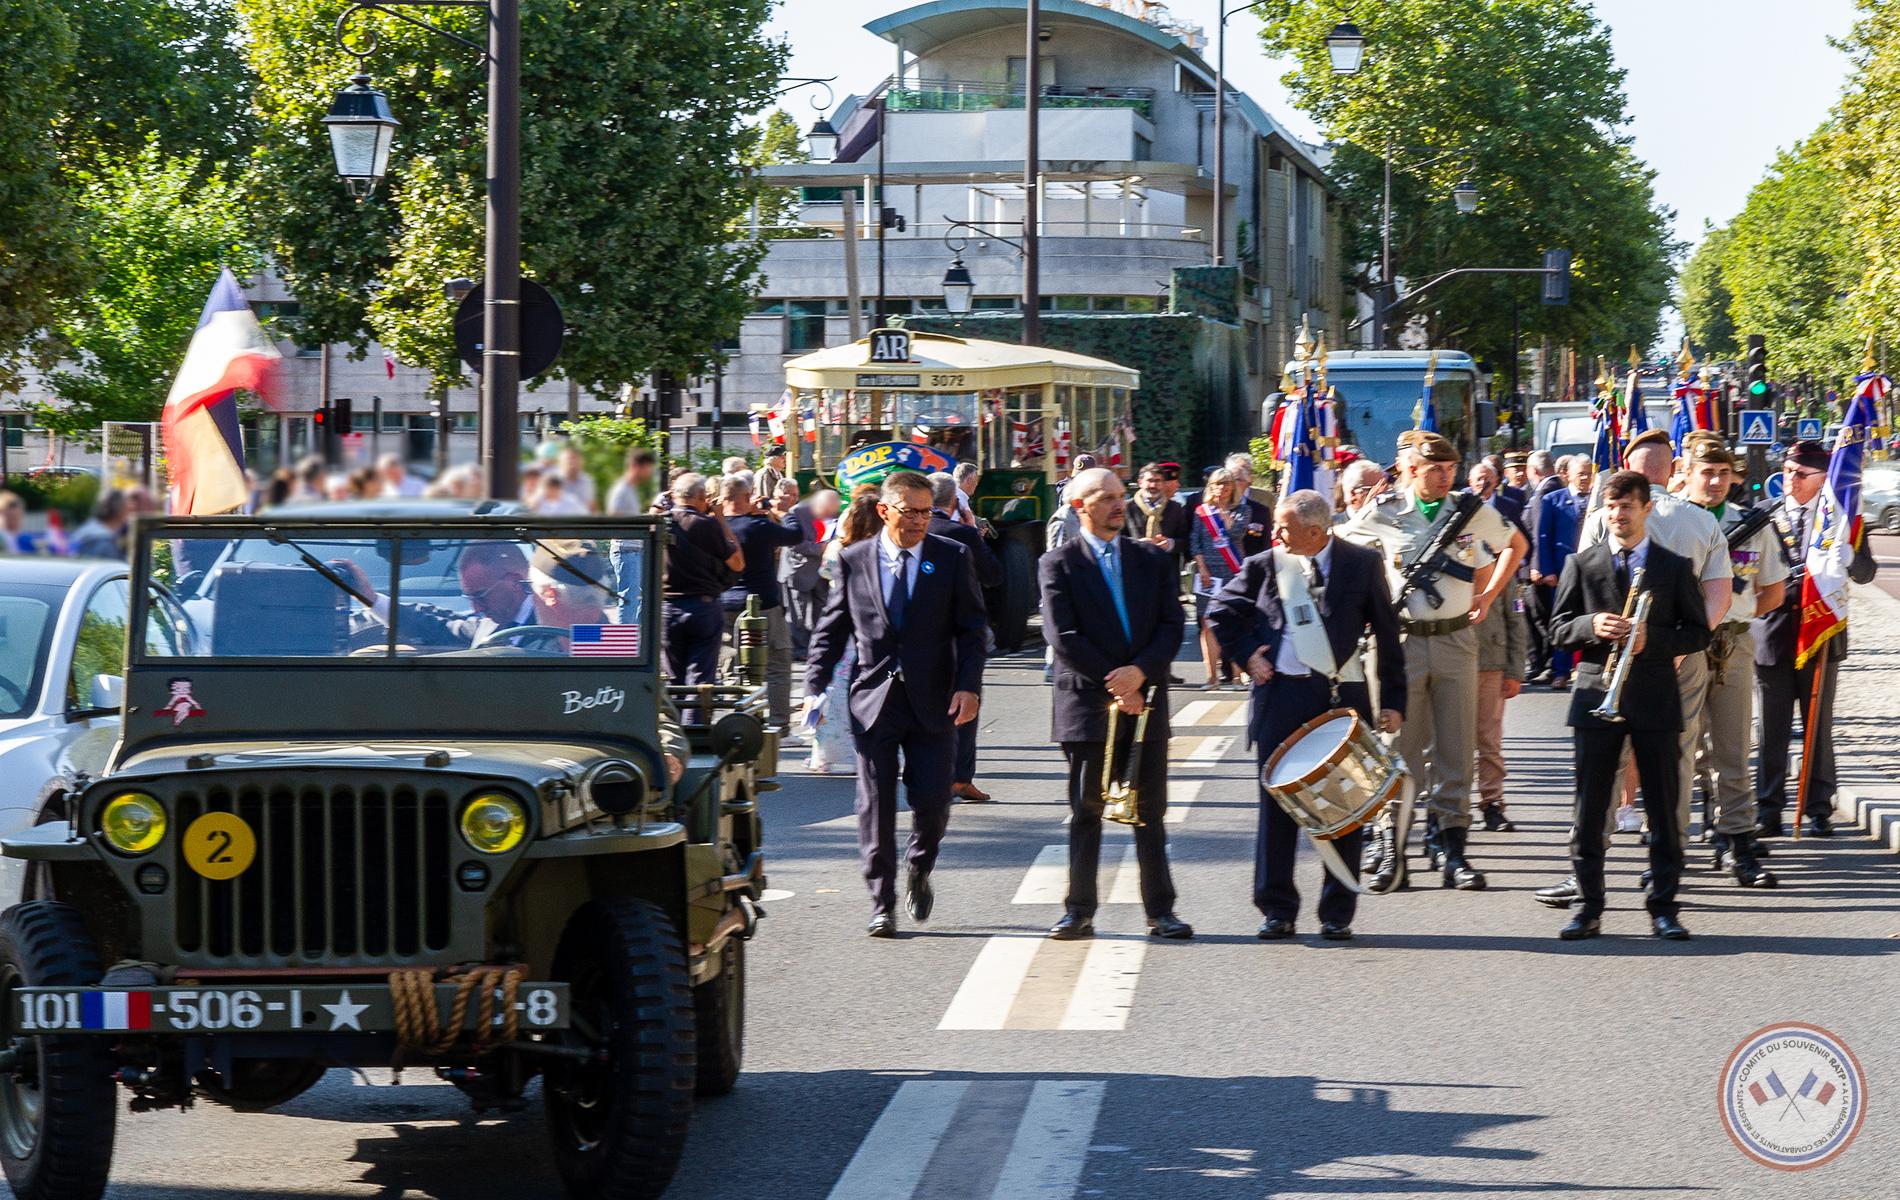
[1534,456,1595,685]
[927,472,1001,803]
[804,470,989,938]
[779,488,841,659]
[1039,468,1193,941]
[1208,489,1406,941]
[1550,470,1710,941]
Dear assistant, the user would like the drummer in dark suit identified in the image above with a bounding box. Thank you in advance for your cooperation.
[1207,489,1406,941]
[1549,470,1710,941]
[1039,467,1193,941]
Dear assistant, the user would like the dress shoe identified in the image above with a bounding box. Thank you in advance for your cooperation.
[951,782,994,804]
[866,913,898,938]
[1807,812,1834,837]
[1651,914,1691,941]
[1147,913,1194,939]
[1480,804,1516,833]
[1048,913,1094,941]
[1440,827,1486,891]
[1755,814,1786,839]
[1256,917,1296,940]
[1639,868,1654,889]
[1318,921,1353,941]
[1534,876,1581,908]
[1558,913,1601,940]
[1168,673,1187,686]
[904,866,934,922]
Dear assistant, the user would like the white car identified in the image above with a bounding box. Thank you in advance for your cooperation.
[0,558,195,899]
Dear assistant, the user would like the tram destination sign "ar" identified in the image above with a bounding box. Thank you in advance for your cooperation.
[868,328,913,364]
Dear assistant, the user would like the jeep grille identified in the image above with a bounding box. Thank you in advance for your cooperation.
[173,782,455,963]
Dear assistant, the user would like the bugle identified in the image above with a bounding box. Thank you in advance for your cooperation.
[1102,689,1151,827]
[1588,568,1651,723]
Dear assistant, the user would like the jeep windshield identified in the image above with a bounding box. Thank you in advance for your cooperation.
[139,521,654,663]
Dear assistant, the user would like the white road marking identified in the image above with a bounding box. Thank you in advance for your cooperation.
[1059,937,1147,1031]
[1173,734,1238,764]
[989,1080,1109,1197]
[352,1068,451,1087]
[1174,698,1245,727]
[1167,778,1204,824]
[1104,845,1143,904]
[1173,699,1220,727]
[827,1080,970,1200]
[1011,845,1071,905]
[938,937,1042,1030]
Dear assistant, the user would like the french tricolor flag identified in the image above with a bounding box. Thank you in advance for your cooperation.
[161,269,280,515]
[81,991,153,1031]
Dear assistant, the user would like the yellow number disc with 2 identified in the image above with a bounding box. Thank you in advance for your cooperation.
[183,812,256,880]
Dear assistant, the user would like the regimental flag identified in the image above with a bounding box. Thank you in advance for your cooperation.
[570,624,642,657]
[1670,383,1696,454]
[1412,349,1439,433]
[1280,377,1319,501]
[81,991,154,1031]
[1795,370,1884,667]
[1624,347,1648,447]
[161,269,279,514]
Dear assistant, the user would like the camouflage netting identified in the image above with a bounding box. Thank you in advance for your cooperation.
[899,311,1249,472]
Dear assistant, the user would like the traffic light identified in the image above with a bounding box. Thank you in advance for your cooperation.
[333,396,353,434]
[1541,248,1571,305]
[1746,334,1768,401]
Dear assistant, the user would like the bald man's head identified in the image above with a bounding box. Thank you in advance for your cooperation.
[1627,443,1672,485]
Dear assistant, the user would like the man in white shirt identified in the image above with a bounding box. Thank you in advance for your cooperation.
[377,453,425,498]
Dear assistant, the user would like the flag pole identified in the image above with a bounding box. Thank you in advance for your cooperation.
[1793,655,1826,841]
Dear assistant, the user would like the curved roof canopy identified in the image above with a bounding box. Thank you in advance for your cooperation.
[785,330,1140,392]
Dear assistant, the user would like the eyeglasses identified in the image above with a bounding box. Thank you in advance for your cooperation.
[462,576,524,606]
[1787,468,1825,481]
[880,504,933,520]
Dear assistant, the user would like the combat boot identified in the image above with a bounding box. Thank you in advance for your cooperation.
[1440,826,1486,890]
[1422,814,1445,871]
[1731,833,1778,889]
[1365,821,1408,894]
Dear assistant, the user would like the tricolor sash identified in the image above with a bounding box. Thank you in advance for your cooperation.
[1196,504,1242,573]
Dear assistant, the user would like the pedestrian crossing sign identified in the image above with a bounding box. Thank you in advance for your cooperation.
[1740,410,1774,445]
[1798,417,1824,441]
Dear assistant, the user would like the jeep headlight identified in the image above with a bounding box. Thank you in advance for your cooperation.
[459,792,528,855]
[101,792,168,856]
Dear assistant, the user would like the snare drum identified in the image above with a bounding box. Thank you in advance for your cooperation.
[1262,708,1408,841]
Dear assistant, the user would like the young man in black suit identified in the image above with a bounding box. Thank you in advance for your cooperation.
[1039,468,1193,941]
[804,471,989,938]
[1207,489,1406,941]
[1550,470,1711,941]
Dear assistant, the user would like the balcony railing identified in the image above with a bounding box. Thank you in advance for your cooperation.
[754,218,1207,244]
[887,81,1155,121]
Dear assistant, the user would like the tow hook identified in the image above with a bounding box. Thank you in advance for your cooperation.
[738,895,763,940]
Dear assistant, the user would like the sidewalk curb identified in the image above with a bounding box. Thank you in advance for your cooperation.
[1834,785,1900,855]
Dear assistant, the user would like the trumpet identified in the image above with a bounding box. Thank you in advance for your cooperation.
[1102,689,1152,827]
[1589,569,1651,723]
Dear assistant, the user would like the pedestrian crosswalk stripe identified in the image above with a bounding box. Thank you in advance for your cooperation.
[1011,846,1071,904]
[1173,698,1246,727]
[828,1079,1106,1200]
[938,937,1041,1030]
[1167,778,1203,823]
[351,1068,449,1087]
[826,1080,969,1200]
[939,935,1149,1031]
[990,1080,1108,1196]
[1171,733,1238,764]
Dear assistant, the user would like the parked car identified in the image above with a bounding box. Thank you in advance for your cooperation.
[0,558,194,900]
[1862,462,1900,533]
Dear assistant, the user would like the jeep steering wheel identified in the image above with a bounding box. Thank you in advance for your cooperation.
[471,624,569,653]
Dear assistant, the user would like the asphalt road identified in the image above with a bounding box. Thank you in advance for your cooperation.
[32,649,1900,1200]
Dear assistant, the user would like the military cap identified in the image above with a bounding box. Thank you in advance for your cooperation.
[1786,439,1830,471]
[1503,450,1529,466]
[1684,438,1737,469]
[1413,432,1458,463]
[1626,428,1673,454]
[531,540,611,587]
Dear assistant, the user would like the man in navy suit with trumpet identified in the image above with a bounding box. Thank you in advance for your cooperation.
[804,471,989,939]
[1039,467,1193,941]
[1207,489,1406,941]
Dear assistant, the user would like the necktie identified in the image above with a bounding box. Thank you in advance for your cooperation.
[1307,557,1328,617]
[1616,550,1632,596]
[887,550,911,631]
[1099,541,1132,640]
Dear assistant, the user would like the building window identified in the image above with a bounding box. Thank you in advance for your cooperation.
[1054,295,1090,312]
[1124,295,1159,313]
[787,300,828,351]
[973,296,1016,311]
[251,301,322,358]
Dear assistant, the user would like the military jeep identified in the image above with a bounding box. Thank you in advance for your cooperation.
[0,514,774,1200]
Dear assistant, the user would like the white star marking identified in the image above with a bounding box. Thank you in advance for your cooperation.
[321,991,369,1031]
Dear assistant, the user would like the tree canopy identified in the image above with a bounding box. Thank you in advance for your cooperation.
[1676,223,1736,361]
[239,0,787,399]
[1251,0,1677,367]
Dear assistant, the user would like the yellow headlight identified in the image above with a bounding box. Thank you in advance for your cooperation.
[101,793,168,856]
[459,793,528,855]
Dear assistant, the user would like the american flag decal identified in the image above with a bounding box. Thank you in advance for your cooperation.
[570,624,641,657]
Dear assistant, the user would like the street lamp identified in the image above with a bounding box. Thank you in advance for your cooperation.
[323,74,399,198]
[1452,178,1479,215]
[806,116,838,161]
[940,256,975,315]
[1326,21,1367,74]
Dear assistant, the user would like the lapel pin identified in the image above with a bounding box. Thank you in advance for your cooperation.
[921,560,936,575]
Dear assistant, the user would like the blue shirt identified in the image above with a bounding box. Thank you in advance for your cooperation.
[722,513,803,609]
[1079,528,1132,639]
